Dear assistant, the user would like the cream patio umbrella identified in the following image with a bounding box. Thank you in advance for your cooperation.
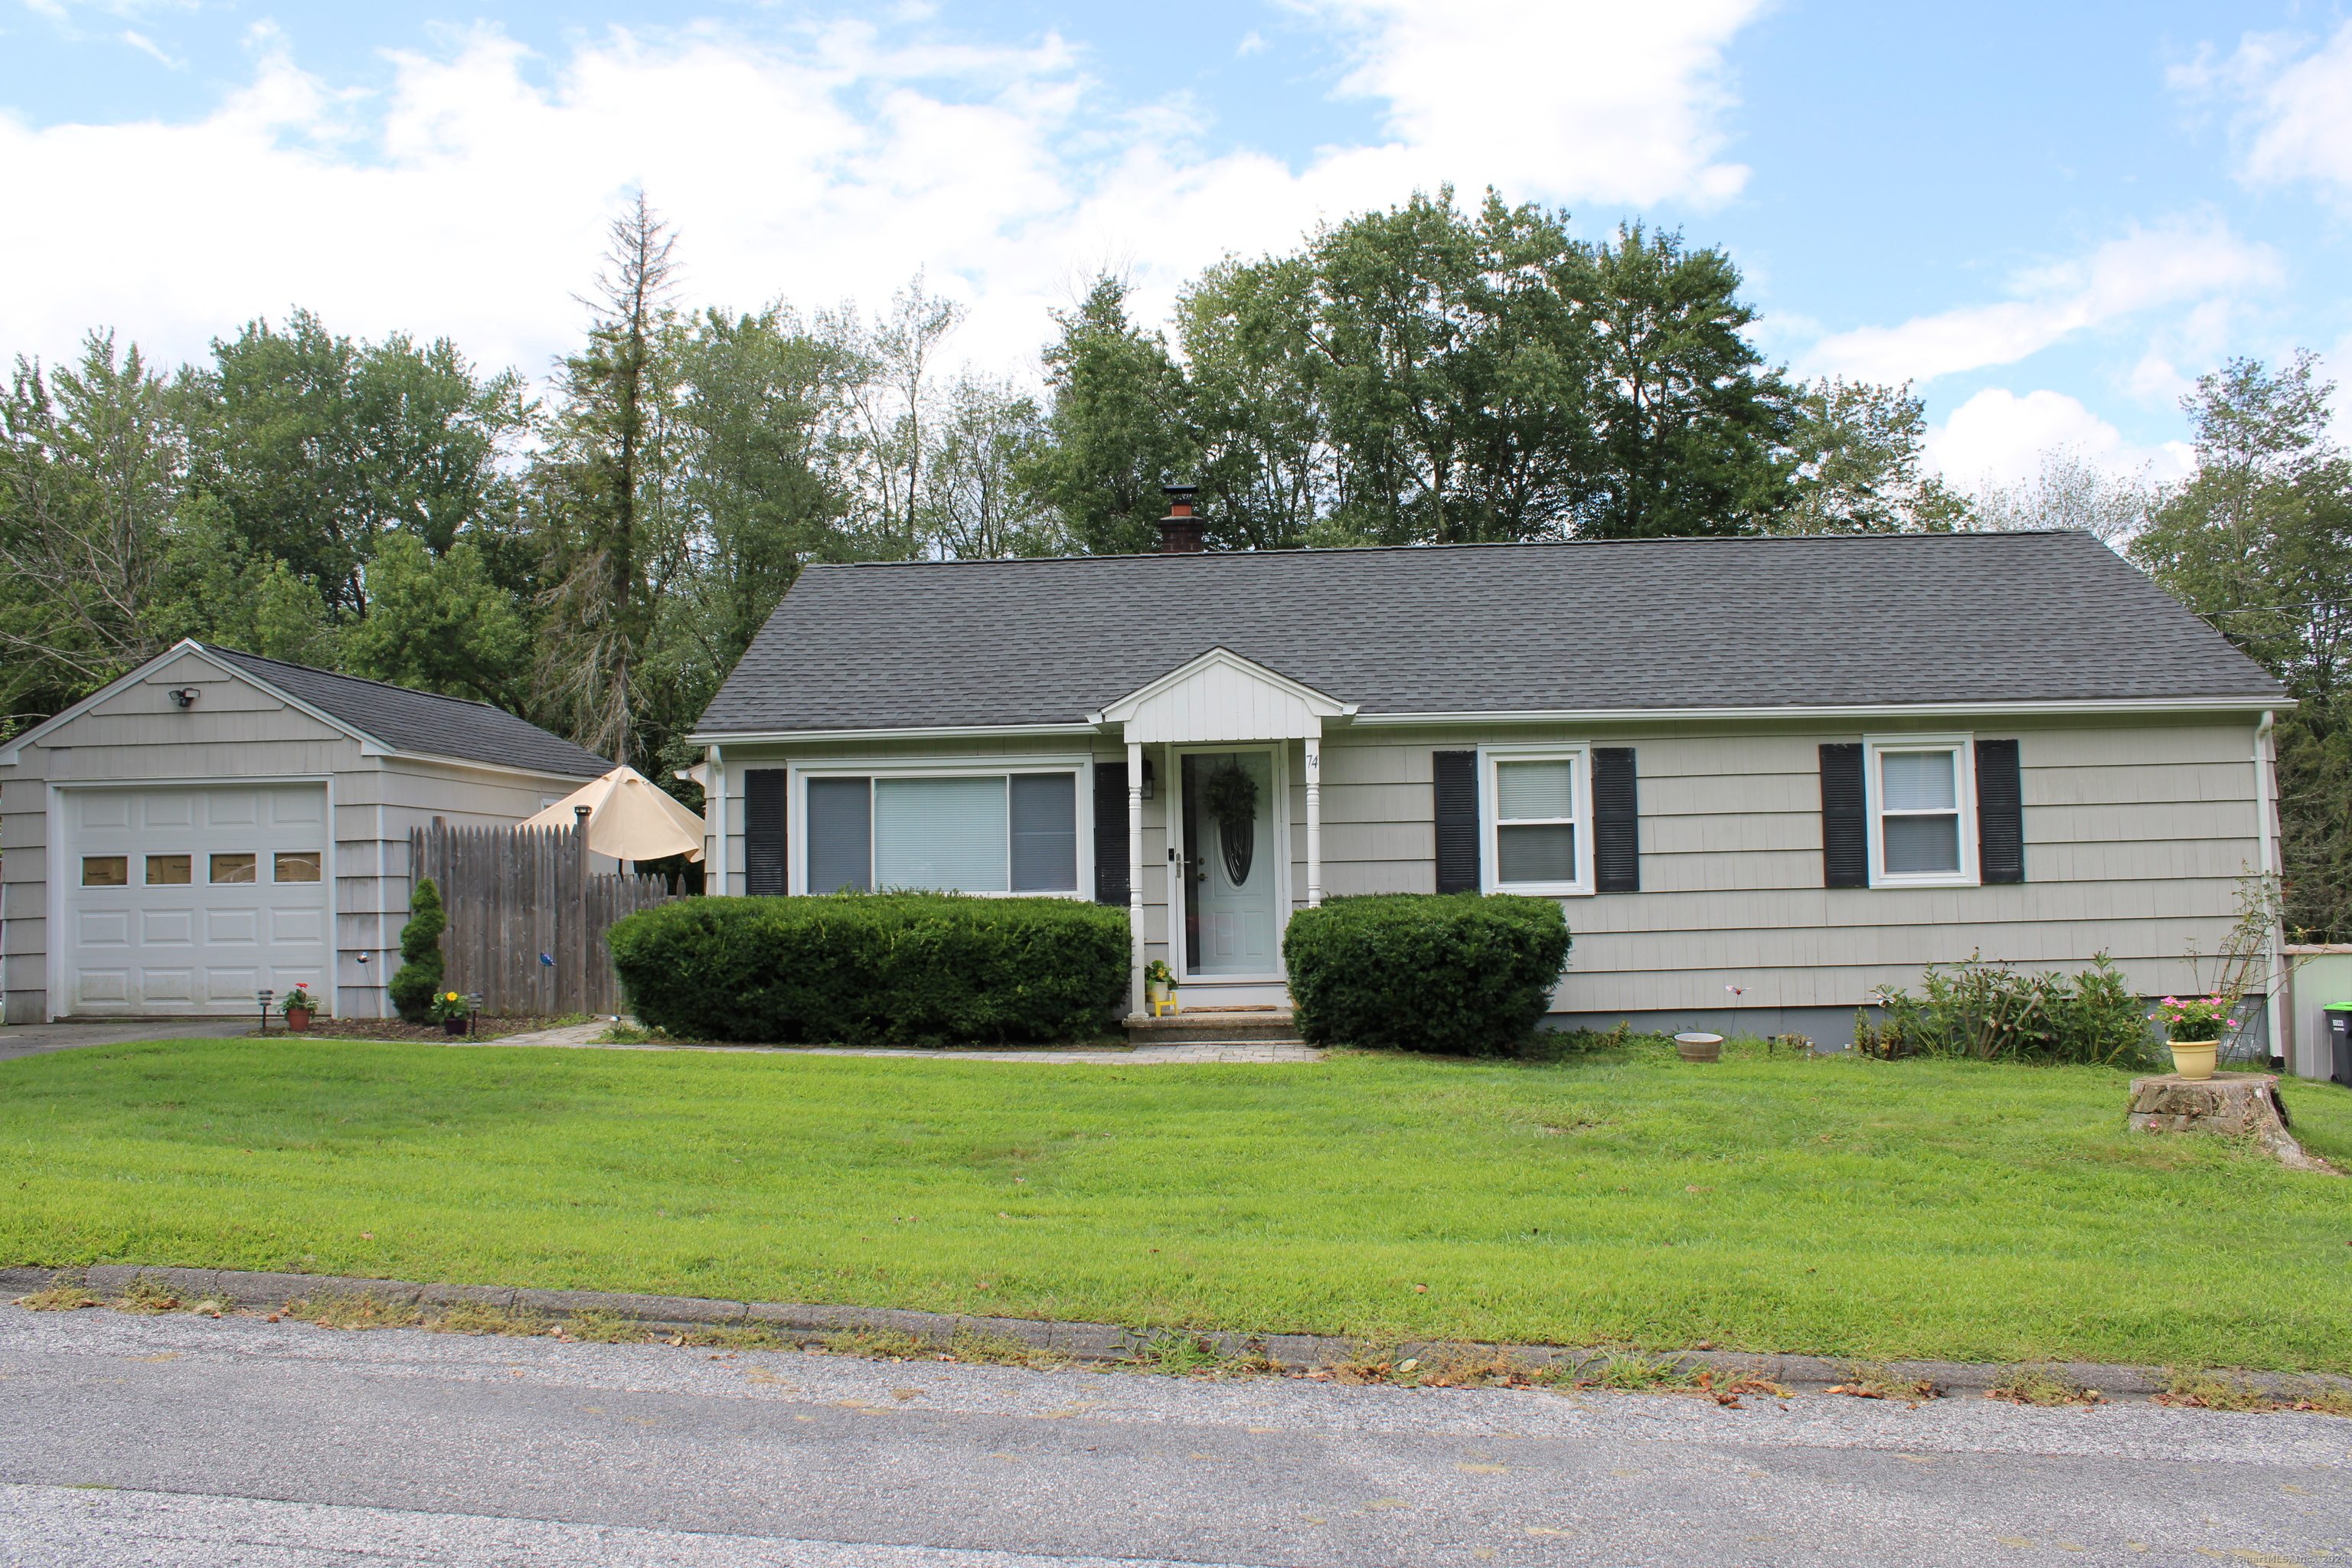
[519,765,705,864]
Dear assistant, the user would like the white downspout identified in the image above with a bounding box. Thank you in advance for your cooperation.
[1127,739,1145,1018]
[1305,733,1323,909]
[708,743,727,896]
[2256,712,2285,1068]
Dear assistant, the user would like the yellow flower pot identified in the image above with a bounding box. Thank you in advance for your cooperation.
[1146,982,1178,1018]
[2169,1040,2218,1081]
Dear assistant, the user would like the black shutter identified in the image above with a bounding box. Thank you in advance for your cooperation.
[1434,750,1480,893]
[1093,763,1129,905]
[1820,743,1867,889]
[743,769,787,896]
[1975,739,2024,884]
[1593,747,1639,892]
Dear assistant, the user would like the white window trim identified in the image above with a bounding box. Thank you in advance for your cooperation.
[1863,732,1979,890]
[786,755,1095,899]
[1478,744,1595,898]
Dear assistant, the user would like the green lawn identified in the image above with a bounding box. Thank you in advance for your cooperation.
[5,1037,2350,1371]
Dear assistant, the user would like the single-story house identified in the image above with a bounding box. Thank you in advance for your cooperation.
[0,641,612,1024]
[689,511,2299,1060]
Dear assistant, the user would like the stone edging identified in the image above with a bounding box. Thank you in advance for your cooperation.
[11,1264,2348,1401]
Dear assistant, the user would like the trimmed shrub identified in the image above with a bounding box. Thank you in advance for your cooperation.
[1282,893,1570,1055]
[608,891,1130,1045]
[386,877,446,1024]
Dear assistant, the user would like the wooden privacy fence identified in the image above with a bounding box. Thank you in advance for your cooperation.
[410,819,682,1016]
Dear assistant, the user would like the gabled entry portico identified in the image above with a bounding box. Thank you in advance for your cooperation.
[1088,647,1357,1013]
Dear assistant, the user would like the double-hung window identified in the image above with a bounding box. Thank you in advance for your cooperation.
[1864,735,1978,887]
[798,764,1085,896]
[1480,746,1593,897]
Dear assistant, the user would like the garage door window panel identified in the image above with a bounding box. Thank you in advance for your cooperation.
[81,856,128,887]
[273,851,322,883]
[210,853,256,884]
[145,854,191,885]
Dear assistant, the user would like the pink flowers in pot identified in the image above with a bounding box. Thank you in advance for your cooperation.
[2151,995,2232,1044]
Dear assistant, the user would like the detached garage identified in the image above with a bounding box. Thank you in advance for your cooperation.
[0,641,612,1024]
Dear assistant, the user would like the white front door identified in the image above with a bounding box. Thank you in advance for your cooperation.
[1178,749,1282,978]
[62,784,331,1015]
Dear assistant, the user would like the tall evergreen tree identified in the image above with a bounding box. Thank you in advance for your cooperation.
[533,191,682,768]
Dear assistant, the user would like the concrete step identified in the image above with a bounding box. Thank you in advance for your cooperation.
[1123,1008,1302,1045]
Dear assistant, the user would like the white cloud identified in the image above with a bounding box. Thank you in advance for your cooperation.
[119,29,180,68]
[2171,19,2352,199]
[1924,388,2194,492]
[0,5,1767,384]
[1804,217,2279,385]
[1304,0,1761,207]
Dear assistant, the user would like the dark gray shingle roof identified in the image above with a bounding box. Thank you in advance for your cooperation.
[202,645,613,777]
[695,531,2285,735]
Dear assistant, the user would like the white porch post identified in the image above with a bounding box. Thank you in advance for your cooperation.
[708,743,727,896]
[1128,739,1146,1017]
[1305,733,1323,909]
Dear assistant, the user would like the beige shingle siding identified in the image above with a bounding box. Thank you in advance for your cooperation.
[704,710,2262,1014]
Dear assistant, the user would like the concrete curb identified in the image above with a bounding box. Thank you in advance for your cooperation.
[8,1263,2347,1402]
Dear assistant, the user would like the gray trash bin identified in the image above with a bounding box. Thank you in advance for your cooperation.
[2324,1005,2352,1087]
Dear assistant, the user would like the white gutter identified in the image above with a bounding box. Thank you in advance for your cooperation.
[1353,695,2295,727]
[2256,711,2285,1068]
[686,722,1100,748]
[690,694,2292,750]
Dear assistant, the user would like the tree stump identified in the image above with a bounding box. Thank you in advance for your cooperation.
[2126,1072,2339,1174]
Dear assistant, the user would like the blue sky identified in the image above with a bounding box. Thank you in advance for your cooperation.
[5,0,2348,489]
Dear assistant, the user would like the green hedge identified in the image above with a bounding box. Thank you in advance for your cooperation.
[607,892,1129,1046]
[1282,893,1570,1055]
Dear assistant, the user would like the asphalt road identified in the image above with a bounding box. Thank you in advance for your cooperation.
[0,1310,2345,1567]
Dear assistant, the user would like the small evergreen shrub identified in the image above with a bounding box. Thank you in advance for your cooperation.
[1282,893,1570,1055]
[608,892,1130,1045]
[386,877,446,1024]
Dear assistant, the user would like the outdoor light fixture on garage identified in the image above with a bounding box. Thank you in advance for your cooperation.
[167,688,199,708]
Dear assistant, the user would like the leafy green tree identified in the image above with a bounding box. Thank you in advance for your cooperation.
[184,309,528,617]
[0,333,181,730]
[1778,379,1972,534]
[1572,222,1798,537]
[1022,277,1196,555]
[1172,254,1334,550]
[1968,446,2154,544]
[921,374,1061,559]
[2132,351,2352,938]
[1306,190,1484,544]
[341,531,528,704]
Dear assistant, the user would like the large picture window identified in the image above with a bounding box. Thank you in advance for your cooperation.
[799,766,1083,896]
[1478,746,1593,897]
[1864,735,1978,888]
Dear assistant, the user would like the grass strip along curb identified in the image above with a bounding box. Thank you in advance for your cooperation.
[11,1264,2347,1406]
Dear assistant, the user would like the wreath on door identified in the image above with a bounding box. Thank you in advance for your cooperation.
[1201,765,1259,886]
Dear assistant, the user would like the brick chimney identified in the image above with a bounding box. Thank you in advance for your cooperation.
[1158,485,1204,554]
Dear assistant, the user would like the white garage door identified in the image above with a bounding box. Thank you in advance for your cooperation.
[64,785,331,1015]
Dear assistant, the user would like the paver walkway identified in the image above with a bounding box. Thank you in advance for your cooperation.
[466,1021,1321,1065]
